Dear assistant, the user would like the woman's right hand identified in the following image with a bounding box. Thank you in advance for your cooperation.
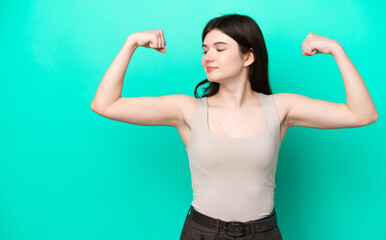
[129,30,167,53]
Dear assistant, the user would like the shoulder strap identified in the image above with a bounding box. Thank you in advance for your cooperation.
[261,94,281,132]
[186,97,206,148]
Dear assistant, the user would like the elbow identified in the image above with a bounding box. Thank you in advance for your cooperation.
[373,112,379,122]
[90,102,97,112]
[90,99,119,114]
[90,102,102,113]
[362,112,378,126]
[90,102,112,115]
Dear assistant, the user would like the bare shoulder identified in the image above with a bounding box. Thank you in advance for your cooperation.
[174,94,198,129]
[271,93,293,127]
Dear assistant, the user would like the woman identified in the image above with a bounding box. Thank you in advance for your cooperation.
[91,14,378,240]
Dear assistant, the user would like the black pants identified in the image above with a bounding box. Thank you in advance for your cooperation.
[180,206,283,240]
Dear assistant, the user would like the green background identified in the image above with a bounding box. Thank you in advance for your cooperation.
[1,0,385,239]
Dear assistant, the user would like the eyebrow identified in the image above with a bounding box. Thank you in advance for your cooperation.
[202,41,229,48]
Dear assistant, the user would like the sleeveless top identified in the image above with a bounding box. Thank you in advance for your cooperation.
[185,93,282,222]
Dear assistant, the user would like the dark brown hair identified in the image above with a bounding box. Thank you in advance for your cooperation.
[194,13,272,98]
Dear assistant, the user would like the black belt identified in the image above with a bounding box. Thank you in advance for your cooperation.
[187,205,277,238]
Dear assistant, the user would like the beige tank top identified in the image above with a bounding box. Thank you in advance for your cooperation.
[185,92,281,222]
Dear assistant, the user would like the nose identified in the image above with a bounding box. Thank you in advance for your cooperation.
[203,49,215,62]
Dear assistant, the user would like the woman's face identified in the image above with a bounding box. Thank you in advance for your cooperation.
[201,29,249,83]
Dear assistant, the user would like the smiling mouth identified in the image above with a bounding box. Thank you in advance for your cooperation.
[207,67,218,71]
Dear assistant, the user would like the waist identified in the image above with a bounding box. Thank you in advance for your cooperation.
[188,205,278,237]
[191,189,274,221]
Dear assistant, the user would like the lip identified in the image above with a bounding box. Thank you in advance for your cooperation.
[207,67,218,72]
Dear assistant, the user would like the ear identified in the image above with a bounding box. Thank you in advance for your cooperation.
[243,48,255,67]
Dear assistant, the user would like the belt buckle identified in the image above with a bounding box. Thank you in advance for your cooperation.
[224,221,246,237]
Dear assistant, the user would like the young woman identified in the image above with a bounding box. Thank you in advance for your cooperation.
[91,14,378,240]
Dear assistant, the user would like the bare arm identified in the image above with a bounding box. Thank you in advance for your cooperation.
[284,33,378,129]
[90,36,138,112]
[331,45,378,122]
[90,30,187,128]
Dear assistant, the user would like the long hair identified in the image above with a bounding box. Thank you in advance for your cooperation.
[194,13,272,98]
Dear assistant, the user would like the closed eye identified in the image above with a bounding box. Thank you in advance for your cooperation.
[202,49,225,54]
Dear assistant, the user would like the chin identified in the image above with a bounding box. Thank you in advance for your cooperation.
[207,78,219,83]
[207,76,225,83]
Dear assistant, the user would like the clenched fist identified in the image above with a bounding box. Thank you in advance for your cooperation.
[130,30,167,53]
[301,32,341,56]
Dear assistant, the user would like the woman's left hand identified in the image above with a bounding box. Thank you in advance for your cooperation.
[301,32,341,56]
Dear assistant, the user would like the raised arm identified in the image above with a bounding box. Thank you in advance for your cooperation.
[90,35,139,112]
[90,30,186,128]
[283,32,378,129]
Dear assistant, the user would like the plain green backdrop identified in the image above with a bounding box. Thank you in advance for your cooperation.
[0,0,385,239]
